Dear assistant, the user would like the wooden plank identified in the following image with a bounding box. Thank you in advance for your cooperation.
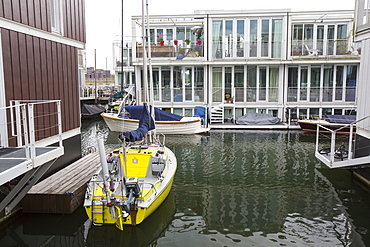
[22,150,108,214]
[11,0,21,22]
[34,0,42,29]
[19,0,28,25]
[2,30,14,107]
[3,0,12,20]
[27,0,35,27]
[30,153,101,193]
[18,33,28,99]
[39,0,48,31]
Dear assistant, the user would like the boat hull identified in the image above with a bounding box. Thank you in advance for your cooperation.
[84,145,177,229]
[298,120,356,135]
[84,175,175,226]
[101,112,209,134]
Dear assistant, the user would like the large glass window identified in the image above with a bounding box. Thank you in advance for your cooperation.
[272,19,282,58]
[249,20,258,57]
[194,66,204,102]
[235,66,244,102]
[261,20,270,57]
[288,66,298,102]
[247,65,257,102]
[259,67,267,101]
[300,66,308,101]
[212,21,223,59]
[173,66,182,102]
[153,67,160,101]
[237,20,245,57]
[310,66,321,102]
[269,67,279,102]
[292,24,348,56]
[346,65,357,102]
[185,67,192,101]
[336,24,348,55]
[323,65,334,102]
[162,66,171,102]
[225,67,232,101]
[335,66,344,101]
[327,25,335,55]
[212,67,223,102]
[225,20,233,57]
[50,0,63,34]
[304,24,314,53]
[317,25,324,55]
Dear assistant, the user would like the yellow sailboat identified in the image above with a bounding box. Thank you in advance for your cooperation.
[83,125,177,230]
[84,0,177,231]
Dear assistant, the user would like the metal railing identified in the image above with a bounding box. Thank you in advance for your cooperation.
[315,115,370,168]
[2,100,64,162]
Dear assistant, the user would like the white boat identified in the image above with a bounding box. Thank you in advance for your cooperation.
[101,105,209,135]
[84,1,177,231]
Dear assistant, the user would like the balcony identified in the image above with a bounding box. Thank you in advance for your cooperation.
[136,42,204,59]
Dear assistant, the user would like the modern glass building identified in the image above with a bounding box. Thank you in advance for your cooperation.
[114,9,359,124]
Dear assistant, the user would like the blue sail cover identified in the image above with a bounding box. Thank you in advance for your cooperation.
[120,104,155,142]
[125,105,182,121]
[324,115,356,124]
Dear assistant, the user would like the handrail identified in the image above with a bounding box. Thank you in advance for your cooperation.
[315,114,370,167]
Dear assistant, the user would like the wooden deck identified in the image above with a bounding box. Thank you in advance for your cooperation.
[21,151,106,214]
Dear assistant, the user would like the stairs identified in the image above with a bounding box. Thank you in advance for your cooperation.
[210,104,224,124]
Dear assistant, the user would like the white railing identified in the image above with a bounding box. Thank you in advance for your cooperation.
[1,100,63,163]
[315,115,370,168]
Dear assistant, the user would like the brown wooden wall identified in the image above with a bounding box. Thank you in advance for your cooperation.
[0,0,85,43]
[1,28,80,137]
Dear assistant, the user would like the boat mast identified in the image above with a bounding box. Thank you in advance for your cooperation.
[146,0,154,107]
[141,0,148,104]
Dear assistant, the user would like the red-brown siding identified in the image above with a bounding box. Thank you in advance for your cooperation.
[1,28,80,140]
[0,0,85,43]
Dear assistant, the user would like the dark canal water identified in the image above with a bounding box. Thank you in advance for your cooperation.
[1,118,370,246]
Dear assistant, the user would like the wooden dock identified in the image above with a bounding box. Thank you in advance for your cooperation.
[21,150,105,214]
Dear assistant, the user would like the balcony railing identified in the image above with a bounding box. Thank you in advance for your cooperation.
[136,42,204,58]
[291,40,353,57]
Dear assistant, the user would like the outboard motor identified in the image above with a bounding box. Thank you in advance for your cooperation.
[123,177,141,213]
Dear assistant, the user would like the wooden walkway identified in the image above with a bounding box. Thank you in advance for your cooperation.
[21,151,106,214]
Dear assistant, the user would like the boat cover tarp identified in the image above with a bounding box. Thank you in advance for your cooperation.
[120,104,155,142]
[235,113,280,125]
[194,106,207,124]
[125,105,182,121]
[81,104,106,116]
[324,115,356,124]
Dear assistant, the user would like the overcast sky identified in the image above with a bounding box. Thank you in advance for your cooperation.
[85,0,356,72]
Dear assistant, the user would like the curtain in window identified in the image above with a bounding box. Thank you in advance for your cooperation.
[212,21,223,59]
[212,67,223,102]
[269,67,279,102]
[272,20,282,58]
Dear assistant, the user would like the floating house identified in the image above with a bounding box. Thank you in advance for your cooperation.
[114,9,359,123]
[313,0,370,184]
[0,0,86,216]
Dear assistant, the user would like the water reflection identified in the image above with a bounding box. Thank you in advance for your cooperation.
[0,119,369,246]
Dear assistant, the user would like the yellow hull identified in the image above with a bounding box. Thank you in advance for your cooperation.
[84,143,177,230]
[84,175,175,226]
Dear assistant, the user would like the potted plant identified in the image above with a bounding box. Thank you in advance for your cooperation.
[174,40,178,45]
[225,93,230,103]
[160,40,165,46]
[185,39,191,45]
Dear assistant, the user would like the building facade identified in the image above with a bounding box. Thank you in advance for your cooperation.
[114,9,359,123]
[0,0,86,176]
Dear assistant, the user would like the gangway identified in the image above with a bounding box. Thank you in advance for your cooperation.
[315,115,370,168]
[0,100,64,215]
